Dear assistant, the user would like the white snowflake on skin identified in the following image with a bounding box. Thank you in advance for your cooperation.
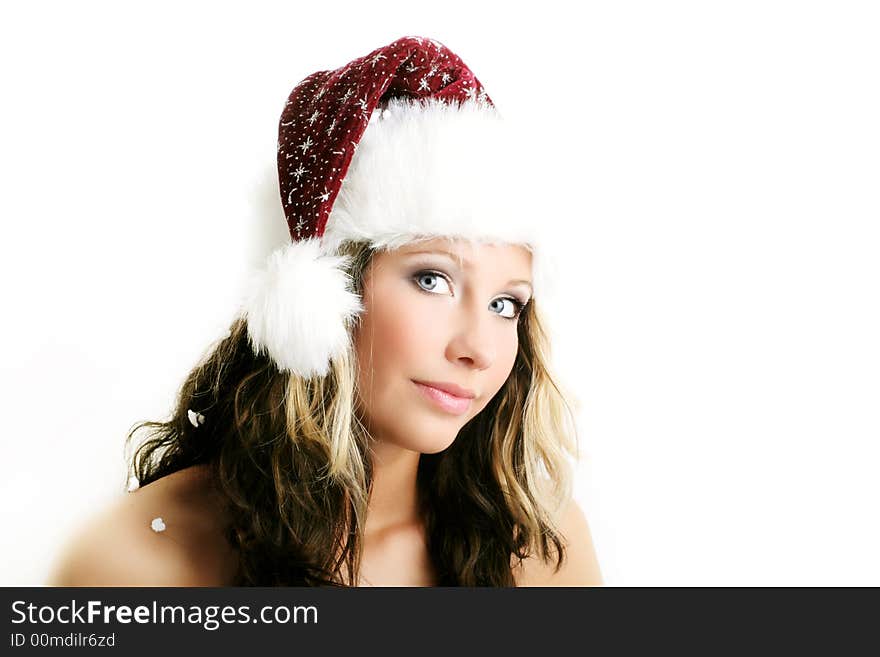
[298,135,313,154]
[307,110,321,125]
[150,517,166,533]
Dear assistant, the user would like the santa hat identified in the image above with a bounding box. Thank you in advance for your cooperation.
[244,36,551,378]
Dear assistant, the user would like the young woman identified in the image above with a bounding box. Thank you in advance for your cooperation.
[48,36,602,587]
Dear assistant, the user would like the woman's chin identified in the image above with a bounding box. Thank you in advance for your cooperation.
[418,437,457,455]
[386,431,458,455]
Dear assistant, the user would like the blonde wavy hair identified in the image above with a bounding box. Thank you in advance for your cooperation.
[127,240,580,585]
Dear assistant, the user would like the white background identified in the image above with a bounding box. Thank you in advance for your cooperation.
[1,0,878,586]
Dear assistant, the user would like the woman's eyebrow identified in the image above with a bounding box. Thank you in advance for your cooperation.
[404,250,533,292]
[508,279,533,293]
[404,249,469,265]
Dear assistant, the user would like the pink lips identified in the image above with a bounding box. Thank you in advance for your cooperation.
[412,381,473,416]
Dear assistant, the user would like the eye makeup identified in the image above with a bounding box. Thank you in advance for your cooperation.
[407,262,530,320]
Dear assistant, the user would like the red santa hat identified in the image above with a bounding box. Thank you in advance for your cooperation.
[244,36,550,377]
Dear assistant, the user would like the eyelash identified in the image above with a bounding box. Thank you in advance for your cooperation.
[411,269,527,321]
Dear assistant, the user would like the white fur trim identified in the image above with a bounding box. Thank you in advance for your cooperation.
[243,238,363,377]
[321,97,552,292]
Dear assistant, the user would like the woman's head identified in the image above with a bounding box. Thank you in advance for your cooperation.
[353,237,533,455]
[246,39,545,383]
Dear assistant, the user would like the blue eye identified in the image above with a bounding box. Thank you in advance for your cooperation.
[412,270,527,322]
[414,271,452,295]
[490,297,526,320]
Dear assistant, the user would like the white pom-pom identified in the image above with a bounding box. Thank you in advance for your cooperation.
[243,238,363,378]
[150,517,166,533]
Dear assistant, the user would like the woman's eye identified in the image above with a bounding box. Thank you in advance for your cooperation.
[413,270,526,321]
[489,297,525,320]
[414,271,452,295]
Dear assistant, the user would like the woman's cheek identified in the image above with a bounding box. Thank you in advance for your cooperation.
[481,325,517,388]
[392,287,448,335]
[367,291,426,360]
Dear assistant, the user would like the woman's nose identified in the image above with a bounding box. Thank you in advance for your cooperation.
[446,310,496,370]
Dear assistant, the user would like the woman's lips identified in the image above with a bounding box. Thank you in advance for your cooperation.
[412,381,472,416]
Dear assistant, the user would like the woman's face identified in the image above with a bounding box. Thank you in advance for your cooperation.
[354,237,533,454]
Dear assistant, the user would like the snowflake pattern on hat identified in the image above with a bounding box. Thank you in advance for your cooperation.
[276,36,493,243]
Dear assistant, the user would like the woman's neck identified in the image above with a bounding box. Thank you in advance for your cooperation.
[365,440,422,538]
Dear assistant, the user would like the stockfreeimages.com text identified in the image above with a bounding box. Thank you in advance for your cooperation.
[11,599,317,631]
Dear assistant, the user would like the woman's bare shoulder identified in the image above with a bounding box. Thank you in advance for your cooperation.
[47,465,237,587]
[511,497,604,587]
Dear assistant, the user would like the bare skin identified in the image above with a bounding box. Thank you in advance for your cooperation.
[47,464,237,586]
[47,463,602,586]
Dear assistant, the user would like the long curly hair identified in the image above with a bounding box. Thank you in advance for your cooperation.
[125,240,580,586]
